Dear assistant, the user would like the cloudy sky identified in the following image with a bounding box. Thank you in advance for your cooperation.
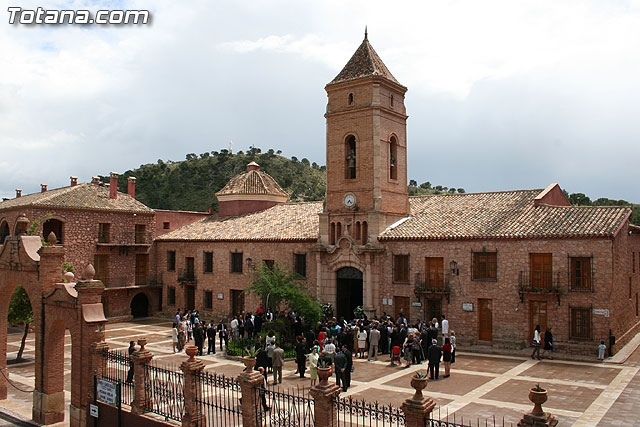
[2,0,639,202]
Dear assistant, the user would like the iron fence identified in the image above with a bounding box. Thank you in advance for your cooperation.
[427,407,512,427]
[101,350,134,405]
[258,384,315,427]
[195,370,242,426]
[144,362,185,422]
[334,395,405,427]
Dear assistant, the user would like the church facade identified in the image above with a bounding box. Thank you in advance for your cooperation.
[2,34,639,356]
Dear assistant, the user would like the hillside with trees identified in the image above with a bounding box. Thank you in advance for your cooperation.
[109,148,638,225]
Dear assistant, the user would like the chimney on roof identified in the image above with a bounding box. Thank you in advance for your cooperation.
[70,176,78,187]
[246,161,260,172]
[16,189,21,198]
[41,184,47,193]
[127,177,136,198]
[92,176,100,186]
[109,172,118,200]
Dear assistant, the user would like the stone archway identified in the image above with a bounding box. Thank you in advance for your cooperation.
[336,267,363,320]
[131,292,149,318]
[0,235,108,426]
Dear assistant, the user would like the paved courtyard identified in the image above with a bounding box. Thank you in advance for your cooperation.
[3,318,640,426]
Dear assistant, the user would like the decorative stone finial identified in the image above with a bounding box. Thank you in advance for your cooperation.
[84,263,95,280]
[186,346,198,362]
[63,271,75,283]
[138,338,148,351]
[46,232,57,245]
[364,26,368,40]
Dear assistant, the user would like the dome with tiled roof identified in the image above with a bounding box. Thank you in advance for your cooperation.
[215,162,289,217]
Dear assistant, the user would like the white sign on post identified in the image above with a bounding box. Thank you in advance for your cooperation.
[96,378,117,405]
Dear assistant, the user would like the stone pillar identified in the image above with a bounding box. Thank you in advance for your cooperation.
[90,341,110,399]
[181,346,206,427]
[131,338,154,415]
[33,240,66,425]
[237,369,265,427]
[363,253,375,319]
[401,377,435,427]
[309,377,341,427]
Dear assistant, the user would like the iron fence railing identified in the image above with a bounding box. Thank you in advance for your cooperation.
[144,362,184,422]
[195,371,242,426]
[334,395,405,427]
[258,384,315,426]
[100,350,134,406]
[518,271,563,290]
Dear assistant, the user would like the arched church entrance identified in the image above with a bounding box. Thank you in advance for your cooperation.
[131,292,149,318]
[336,267,363,320]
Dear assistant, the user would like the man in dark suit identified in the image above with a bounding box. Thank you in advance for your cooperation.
[217,319,228,351]
[206,321,216,354]
[334,348,348,392]
[194,322,205,356]
[427,339,442,380]
[126,341,136,383]
[342,345,352,390]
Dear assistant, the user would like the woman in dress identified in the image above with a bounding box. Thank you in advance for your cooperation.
[353,326,360,356]
[531,325,542,360]
[442,337,452,378]
[541,327,554,359]
[265,330,276,373]
[309,347,319,387]
[403,333,414,368]
[177,321,186,351]
[171,322,179,353]
[357,327,368,358]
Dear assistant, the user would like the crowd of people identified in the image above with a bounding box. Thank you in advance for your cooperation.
[171,306,461,389]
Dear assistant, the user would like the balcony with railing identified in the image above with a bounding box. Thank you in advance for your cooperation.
[96,230,153,246]
[178,268,197,285]
[518,271,563,304]
[99,273,163,288]
[413,272,452,303]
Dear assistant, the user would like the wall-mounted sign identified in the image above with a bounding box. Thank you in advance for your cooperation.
[217,293,224,300]
[412,302,422,307]
[593,308,610,317]
[462,303,474,312]
[89,404,98,418]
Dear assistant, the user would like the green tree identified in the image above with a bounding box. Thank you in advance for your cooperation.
[245,262,321,324]
[8,286,33,362]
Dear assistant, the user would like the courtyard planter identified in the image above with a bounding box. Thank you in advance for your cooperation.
[410,372,428,400]
[186,345,198,362]
[317,367,332,384]
[528,386,547,416]
[242,357,256,372]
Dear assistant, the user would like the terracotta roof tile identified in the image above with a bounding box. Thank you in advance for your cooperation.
[329,37,401,86]
[157,202,322,241]
[380,190,631,240]
[0,183,153,214]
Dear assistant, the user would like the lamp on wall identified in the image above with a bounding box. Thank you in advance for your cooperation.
[246,257,253,269]
[449,260,459,276]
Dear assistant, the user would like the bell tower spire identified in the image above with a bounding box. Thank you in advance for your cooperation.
[320,34,409,247]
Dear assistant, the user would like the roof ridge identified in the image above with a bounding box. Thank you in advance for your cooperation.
[409,189,543,199]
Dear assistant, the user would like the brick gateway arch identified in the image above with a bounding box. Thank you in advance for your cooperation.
[0,235,108,426]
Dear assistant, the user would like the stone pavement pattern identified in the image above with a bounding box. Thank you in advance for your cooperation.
[3,318,640,426]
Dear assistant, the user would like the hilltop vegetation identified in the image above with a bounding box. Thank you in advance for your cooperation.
[112,148,326,212]
[109,148,638,225]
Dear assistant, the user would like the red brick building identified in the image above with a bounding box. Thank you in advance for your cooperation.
[0,173,164,319]
[154,33,640,355]
[1,33,638,356]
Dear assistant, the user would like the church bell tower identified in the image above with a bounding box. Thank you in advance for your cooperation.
[319,30,409,247]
